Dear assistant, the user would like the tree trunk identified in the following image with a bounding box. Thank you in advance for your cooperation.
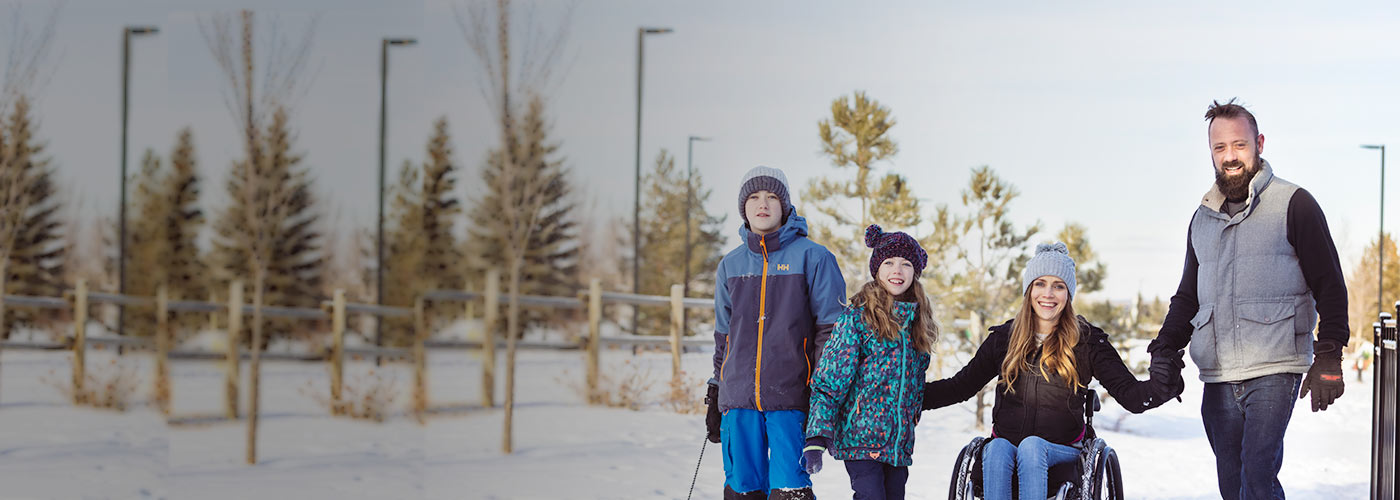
[502,254,523,454]
[246,268,265,465]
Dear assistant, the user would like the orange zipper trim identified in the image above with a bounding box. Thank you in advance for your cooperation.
[720,334,733,381]
[755,238,770,411]
[803,337,811,385]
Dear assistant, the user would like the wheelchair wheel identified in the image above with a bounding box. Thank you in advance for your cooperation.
[1084,440,1125,500]
[948,436,986,500]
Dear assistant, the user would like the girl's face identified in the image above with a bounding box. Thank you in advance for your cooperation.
[1029,275,1070,324]
[878,257,916,296]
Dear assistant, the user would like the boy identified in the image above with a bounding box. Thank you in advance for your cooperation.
[706,166,847,499]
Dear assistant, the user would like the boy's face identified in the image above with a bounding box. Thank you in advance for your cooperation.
[877,257,915,296]
[745,190,783,235]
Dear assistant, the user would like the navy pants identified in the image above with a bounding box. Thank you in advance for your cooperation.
[844,460,909,499]
[1201,373,1302,500]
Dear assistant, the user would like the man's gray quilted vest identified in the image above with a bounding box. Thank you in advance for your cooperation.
[1188,164,1315,383]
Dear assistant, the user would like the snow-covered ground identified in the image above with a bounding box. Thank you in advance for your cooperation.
[0,338,1375,499]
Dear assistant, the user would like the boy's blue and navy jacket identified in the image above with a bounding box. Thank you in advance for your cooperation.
[712,213,847,413]
[806,302,930,467]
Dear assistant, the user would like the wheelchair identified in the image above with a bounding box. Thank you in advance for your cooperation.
[946,389,1124,500]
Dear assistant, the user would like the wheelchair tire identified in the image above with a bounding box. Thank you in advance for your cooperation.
[948,437,985,500]
[1088,443,1125,500]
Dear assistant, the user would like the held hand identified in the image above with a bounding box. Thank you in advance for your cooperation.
[1300,340,1345,412]
[704,384,722,443]
[1149,348,1186,402]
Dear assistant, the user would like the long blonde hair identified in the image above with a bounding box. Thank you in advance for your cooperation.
[999,284,1081,394]
[850,279,938,353]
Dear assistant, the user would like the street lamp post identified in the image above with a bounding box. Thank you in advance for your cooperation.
[1365,144,1387,315]
[377,37,417,364]
[686,136,711,330]
[118,26,159,338]
[633,27,672,335]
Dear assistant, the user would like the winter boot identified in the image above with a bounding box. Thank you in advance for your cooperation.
[768,487,815,499]
[723,485,766,500]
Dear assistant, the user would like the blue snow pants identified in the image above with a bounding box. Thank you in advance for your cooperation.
[721,408,811,495]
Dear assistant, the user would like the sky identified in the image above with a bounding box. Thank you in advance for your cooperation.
[9,0,1400,304]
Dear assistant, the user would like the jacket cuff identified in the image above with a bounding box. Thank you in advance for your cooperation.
[804,436,830,450]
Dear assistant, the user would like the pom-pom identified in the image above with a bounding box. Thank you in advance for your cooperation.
[864,225,884,248]
[1035,242,1069,255]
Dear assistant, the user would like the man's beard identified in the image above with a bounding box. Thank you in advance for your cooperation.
[1215,154,1262,201]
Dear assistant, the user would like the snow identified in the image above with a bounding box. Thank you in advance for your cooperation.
[0,338,1375,499]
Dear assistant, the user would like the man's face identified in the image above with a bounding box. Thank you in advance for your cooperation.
[744,190,783,235]
[1209,116,1265,200]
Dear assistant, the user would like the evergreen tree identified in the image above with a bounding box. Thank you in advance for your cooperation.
[212,107,324,348]
[1348,233,1400,346]
[126,129,206,339]
[465,96,579,331]
[627,149,726,335]
[382,117,462,346]
[804,91,930,296]
[1055,222,1107,295]
[932,166,1040,430]
[0,96,64,336]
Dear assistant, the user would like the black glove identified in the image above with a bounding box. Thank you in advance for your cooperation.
[1149,348,1186,403]
[1300,340,1345,412]
[705,383,721,443]
[799,437,828,475]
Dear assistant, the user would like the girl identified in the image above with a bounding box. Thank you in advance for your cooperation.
[803,225,938,499]
[922,242,1184,500]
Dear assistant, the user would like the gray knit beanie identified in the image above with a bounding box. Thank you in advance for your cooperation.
[1022,242,1077,299]
[737,166,791,227]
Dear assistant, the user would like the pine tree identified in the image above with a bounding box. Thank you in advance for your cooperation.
[0,96,64,336]
[213,107,324,348]
[125,129,206,339]
[465,96,579,331]
[627,149,727,335]
[933,166,1040,430]
[1348,233,1400,346]
[1055,222,1107,295]
[382,117,462,346]
[803,91,930,296]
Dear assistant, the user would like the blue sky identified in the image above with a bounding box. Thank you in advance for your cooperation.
[11,0,1400,302]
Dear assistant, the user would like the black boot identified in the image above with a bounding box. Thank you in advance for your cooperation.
[768,487,815,500]
[724,485,767,500]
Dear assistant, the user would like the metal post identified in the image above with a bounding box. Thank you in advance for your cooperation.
[632,28,643,336]
[633,27,672,335]
[376,39,388,366]
[118,26,158,339]
[376,37,417,366]
[118,29,130,339]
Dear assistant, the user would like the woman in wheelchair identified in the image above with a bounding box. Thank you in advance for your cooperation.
[922,243,1184,500]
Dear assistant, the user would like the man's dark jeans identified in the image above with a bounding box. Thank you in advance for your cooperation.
[1201,372,1302,500]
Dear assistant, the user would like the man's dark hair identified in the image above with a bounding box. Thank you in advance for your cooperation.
[1204,98,1259,136]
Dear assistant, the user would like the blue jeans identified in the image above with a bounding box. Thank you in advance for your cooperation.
[844,460,909,499]
[721,409,811,495]
[982,436,1080,500]
[1201,373,1302,500]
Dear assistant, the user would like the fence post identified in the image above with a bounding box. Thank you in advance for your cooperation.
[331,289,345,415]
[225,280,242,420]
[71,279,88,404]
[1375,310,1398,499]
[482,269,500,408]
[587,278,601,404]
[155,285,171,415]
[670,284,684,383]
[414,296,428,421]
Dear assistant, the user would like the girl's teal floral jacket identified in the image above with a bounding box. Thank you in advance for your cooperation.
[806,301,929,467]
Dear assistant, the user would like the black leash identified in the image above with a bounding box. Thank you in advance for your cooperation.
[686,438,708,500]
